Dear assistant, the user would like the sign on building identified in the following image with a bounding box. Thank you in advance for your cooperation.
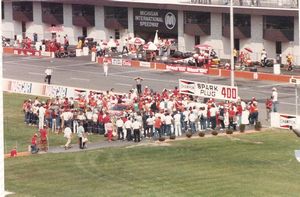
[133,8,177,34]
[179,79,238,101]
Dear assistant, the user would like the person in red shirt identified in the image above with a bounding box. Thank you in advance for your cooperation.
[31,133,39,154]
[10,147,17,157]
[173,86,179,98]
[154,116,162,138]
[228,107,237,131]
[265,97,272,121]
[39,126,48,152]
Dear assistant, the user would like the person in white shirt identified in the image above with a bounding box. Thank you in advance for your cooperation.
[146,115,154,138]
[116,117,124,140]
[189,111,197,133]
[77,122,85,149]
[63,126,72,150]
[271,87,278,112]
[132,119,141,142]
[38,104,46,129]
[44,68,52,84]
[173,111,182,136]
[124,118,133,141]
[103,57,109,76]
[209,104,218,130]
[164,113,173,135]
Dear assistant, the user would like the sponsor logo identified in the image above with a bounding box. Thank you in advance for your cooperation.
[122,59,131,66]
[111,58,122,66]
[140,61,151,68]
[165,12,176,30]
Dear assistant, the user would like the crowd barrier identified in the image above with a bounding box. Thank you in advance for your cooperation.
[3,78,110,100]
[270,112,299,129]
[97,57,298,83]
[3,46,90,58]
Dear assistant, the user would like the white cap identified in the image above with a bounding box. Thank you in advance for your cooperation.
[272,87,277,91]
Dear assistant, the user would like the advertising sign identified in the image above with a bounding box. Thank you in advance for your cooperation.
[133,9,177,34]
[10,80,32,94]
[45,85,68,98]
[111,58,123,66]
[279,114,297,129]
[179,79,238,101]
[166,65,208,74]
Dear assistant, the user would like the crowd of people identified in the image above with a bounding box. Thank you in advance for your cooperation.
[21,82,280,152]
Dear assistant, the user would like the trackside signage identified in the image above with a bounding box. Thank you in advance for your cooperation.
[179,79,238,101]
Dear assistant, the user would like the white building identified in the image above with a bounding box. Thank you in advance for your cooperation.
[2,0,300,63]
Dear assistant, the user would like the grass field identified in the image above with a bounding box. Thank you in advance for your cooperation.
[4,92,300,196]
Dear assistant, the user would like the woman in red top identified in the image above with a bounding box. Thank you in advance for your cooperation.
[39,126,48,152]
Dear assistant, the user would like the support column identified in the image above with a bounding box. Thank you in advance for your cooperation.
[127,7,134,38]
[177,10,185,52]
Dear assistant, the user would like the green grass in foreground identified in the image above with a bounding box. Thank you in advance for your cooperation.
[4,92,300,196]
[4,93,103,153]
[5,130,300,197]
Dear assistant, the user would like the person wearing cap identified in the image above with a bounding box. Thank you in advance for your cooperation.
[31,133,39,154]
[116,116,124,140]
[77,121,85,149]
[38,103,46,129]
[271,87,278,112]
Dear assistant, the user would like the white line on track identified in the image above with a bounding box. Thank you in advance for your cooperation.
[70,77,90,82]
[115,83,132,87]
[28,72,44,76]
[111,68,153,75]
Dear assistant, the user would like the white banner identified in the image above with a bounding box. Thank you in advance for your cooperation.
[270,112,299,129]
[111,58,123,66]
[140,61,151,68]
[179,79,238,101]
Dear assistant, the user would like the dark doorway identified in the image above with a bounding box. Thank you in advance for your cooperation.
[234,39,240,50]
[82,27,87,38]
[22,21,26,38]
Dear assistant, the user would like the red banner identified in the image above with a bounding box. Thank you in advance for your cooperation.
[166,64,208,74]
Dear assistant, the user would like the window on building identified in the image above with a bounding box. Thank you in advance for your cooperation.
[263,16,293,30]
[82,27,87,37]
[223,13,251,27]
[276,41,282,54]
[234,39,240,50]
[104,6,128,28]
[73,4,94,17]
[195,35,200,45]
[115,30,120,40]
[184,11,210,24]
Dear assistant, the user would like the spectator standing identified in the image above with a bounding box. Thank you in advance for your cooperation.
[39,126,48,152]
[77,122,85,149]
[105,120,114,142]
[271,87,278,112]
[116,117,124,140]
[103,57,109,77]
[44,68,53,84]
[265,97,273,121]
[260,49,267,66]
[134,77,144,95]
[38,103,46,129]
[63,126,72,150]
[154,116,162,138]
[132,119,142,142]
[173,111,182,136]
[124,117,133,141]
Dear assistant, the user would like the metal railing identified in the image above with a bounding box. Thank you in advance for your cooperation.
[179,0,298,8]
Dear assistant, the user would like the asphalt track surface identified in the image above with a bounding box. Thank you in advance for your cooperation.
[3,54,300,128]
